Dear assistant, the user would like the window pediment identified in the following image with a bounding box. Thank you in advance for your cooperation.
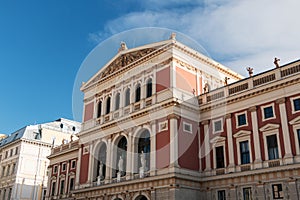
[233,130,251,138]
[289,116,300,125]
[259,123,280,132]
[210,136,226,144]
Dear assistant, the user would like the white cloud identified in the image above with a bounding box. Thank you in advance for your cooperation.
[89,0,300,75]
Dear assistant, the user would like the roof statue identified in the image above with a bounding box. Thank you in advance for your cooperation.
[118,41,128,52]
[274,57,280,68]
[169,32,176,40]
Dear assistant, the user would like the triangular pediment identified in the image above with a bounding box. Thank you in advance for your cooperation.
[233,130,251,138]
[289,116,300,125]
[210,136,226,144]
[81,40,173,91]
[259,123,280,132]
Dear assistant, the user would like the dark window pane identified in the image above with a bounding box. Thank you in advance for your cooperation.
[135,84,141,102]
[264,106,274,119]
[146,79,152,98]
[294,99,300,111]
[238,114,247,126]
[240,141,250,164]
[218,190,226,200]
[125,89,130,106]
[216,146,224,168]
[267,135,279,160]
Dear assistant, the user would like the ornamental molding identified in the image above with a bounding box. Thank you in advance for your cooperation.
[210,136,226,144]
[259,123,280,132]
[233,130,251,138]
[289,116,300,125]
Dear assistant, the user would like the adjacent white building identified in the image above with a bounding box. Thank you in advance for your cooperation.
[0,118,81,200]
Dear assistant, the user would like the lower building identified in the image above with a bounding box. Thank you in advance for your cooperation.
[0,118,80,200]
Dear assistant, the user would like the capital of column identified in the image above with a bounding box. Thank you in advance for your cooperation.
[201,120,210,125]
[225,113,231,119]
[248,106,257,112]
[167,113,180,120]
[276,97,286,104]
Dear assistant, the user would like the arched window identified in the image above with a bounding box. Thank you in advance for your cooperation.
[146,79,152,98]
[94,143,107,181]
[114,136,127,177]
[125,88,130,106]
[115,93,120,110]
[137,130,150,172]
[97,101,102,118]
[135,83,141,102]
[135,195,148,200]
[106,97,111,114]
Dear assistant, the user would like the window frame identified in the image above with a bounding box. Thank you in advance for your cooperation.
[53,165,58,174]
[183,122,192,134]
[243,187,252,200]
[62,162,67,172]
[114,92,120,111]
[213,118,224,134]
[235,111,248,128]
[290,96,300,114]
[146,78,153,98]
[240,140,250,165]
[158,121,168,132]
[217,190,226,200]
[124,88,131,107]
[261,103,276,121]
[71,160,76,169]
[135,83,141,103]
[272,184,284,199]
[214,144,225,169]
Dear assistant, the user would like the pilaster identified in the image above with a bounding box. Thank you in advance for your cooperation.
[249,106,262,169]
[225,114,235,172]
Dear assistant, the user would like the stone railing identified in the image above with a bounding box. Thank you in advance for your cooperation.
[199,59,300,105]
[51,140,79,155]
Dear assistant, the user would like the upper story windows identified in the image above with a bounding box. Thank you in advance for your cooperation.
[115,93,120,110]
[97,101,102,118]
[213,119,223,134]
[125,88,130,107]
[236,112,247,128]
[135,83,141,103]
[291,96,300,114]
[261,103,276,121]
[146,78,152,98]
[105,97,111,114]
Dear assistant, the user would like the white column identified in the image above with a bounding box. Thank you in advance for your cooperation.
[277,98,293,164]
[75,147,82,189]
[202,121,211,172]
[169,114,179,168]
[249,106,262,169]
[226,114,235,172]
[65,162,69,194]
[150,121,156,175]
[55,165,60,196]
[87,144,93,184]
[105,138,112,183]
[126,134,133,180]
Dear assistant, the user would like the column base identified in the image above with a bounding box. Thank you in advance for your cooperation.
[253,159,263,169]
[227,164,235,173]
[284,154,294,165]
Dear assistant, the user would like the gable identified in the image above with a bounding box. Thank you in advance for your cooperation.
[210,136,226,144]
[289,116,300,125]
[233,130,251,138]
[81,40,174,91]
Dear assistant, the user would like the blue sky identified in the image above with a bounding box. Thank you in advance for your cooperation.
[1,0,300,134]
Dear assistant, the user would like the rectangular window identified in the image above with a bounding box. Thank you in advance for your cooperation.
[62,163,67,172]
[2,167,5,177]
[69,177,75,191]
[243,187,252,200]
[6,165,10,176]
[5,151,8,159]
[214,120,222,133]
[216,146,225,168]
[294,98,300,111]
[237,113,247,126]
[240,141,250,164]
[51,182,56,196]
[71,160,76,169]
[53,165,58,174]
[15,147,18,155]
[267,135,279,160]
[272,184,284,199]
[183,122,192,133]
[264,106,274,119]
[12,163,16,174]
[218,190,226,200]
[8,188,12,200]
[10,149,13,157]
[60,180,65,195]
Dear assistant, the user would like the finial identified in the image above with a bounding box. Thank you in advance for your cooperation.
[170,32,176,40]
[118,41,128,52]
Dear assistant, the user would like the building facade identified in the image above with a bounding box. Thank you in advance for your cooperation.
[46,34,300,200]
[0,118,81,200]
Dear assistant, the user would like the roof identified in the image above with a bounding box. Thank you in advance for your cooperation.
[0,118,81,148]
